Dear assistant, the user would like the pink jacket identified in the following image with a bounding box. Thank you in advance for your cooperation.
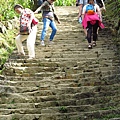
[82,13,104,29]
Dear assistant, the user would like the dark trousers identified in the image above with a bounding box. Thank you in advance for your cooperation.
[87,20,99,44]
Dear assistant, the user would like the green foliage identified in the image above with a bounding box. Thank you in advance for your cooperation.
[55,0,75,6]
[105,0,120,38]
[94,114,120,120]
[59,106,68,113]
[0,0,33,21]
[0,0,120,21]
[106,0,120,19]
[0,0,76,21]
[0,30,16,73]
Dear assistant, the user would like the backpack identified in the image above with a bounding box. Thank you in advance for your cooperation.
[86,4,95,15]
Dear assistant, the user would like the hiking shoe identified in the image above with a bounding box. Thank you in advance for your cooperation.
[41,41,45,46]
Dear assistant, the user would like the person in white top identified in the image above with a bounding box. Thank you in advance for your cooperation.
[82,2,101,15]
[96,0,106,12]
[82,0,104,49]
[76,0,97,38]
[14,4,38,60]
[96,0,106,34]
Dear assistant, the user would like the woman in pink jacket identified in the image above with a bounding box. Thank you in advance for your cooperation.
[82,0,104,49]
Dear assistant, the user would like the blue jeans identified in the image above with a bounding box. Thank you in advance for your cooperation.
[38,0,43,6]
[41,18,57,41]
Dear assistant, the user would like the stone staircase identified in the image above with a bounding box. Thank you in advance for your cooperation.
[0,6,120,120]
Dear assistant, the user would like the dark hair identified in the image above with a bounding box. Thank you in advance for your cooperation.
[14,4,23,10]
[88,0,94,2]
[88,0,95,5]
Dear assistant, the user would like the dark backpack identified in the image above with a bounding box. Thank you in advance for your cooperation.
[86,4,95,15]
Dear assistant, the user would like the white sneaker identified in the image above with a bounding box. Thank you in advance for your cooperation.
[41,41,45,46]
[49,40,54,44]
[17,52,25,56]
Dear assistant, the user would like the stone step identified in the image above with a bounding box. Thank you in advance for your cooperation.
[1,76,119,92]
[26,89,120,100]
[41,105,120,115]
[2,74,120,88]
[1,6,120,120]
[0,103,119,117]
[6,54,116,64]
[11,49,115,56]
[0,111,119,120]
[34,45,115,52]
[0,108,42,115]
[0,86,119,103]
[3,59,116,69]
[3,64,116,75]
[40,109,120,120]
[1,75,118,87]
[4,57,116,68]
[3,74,120,88]
[0,95,119,109]
[3,68,118,79]
[0,114,41,120]
[3,64,115,73]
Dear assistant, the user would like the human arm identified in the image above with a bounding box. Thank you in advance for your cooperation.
[34,1,47,14]
[78,4,83,18]
[34,6,42,14]
[53,13,60,24]
[81,5,86,20]
[77,0,84,18]
[96,4,102,22]
[101,0,106,12]
[52,4,61,24]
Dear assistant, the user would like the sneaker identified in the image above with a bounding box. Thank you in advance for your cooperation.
[17,52,25,56]
[49,40,54,44]
[88,44,92,49]
[41,41,45,46]
[92,41,96,47]
[27,57,35,60]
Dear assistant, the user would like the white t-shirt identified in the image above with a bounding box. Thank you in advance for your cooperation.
[82,4,100,14]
